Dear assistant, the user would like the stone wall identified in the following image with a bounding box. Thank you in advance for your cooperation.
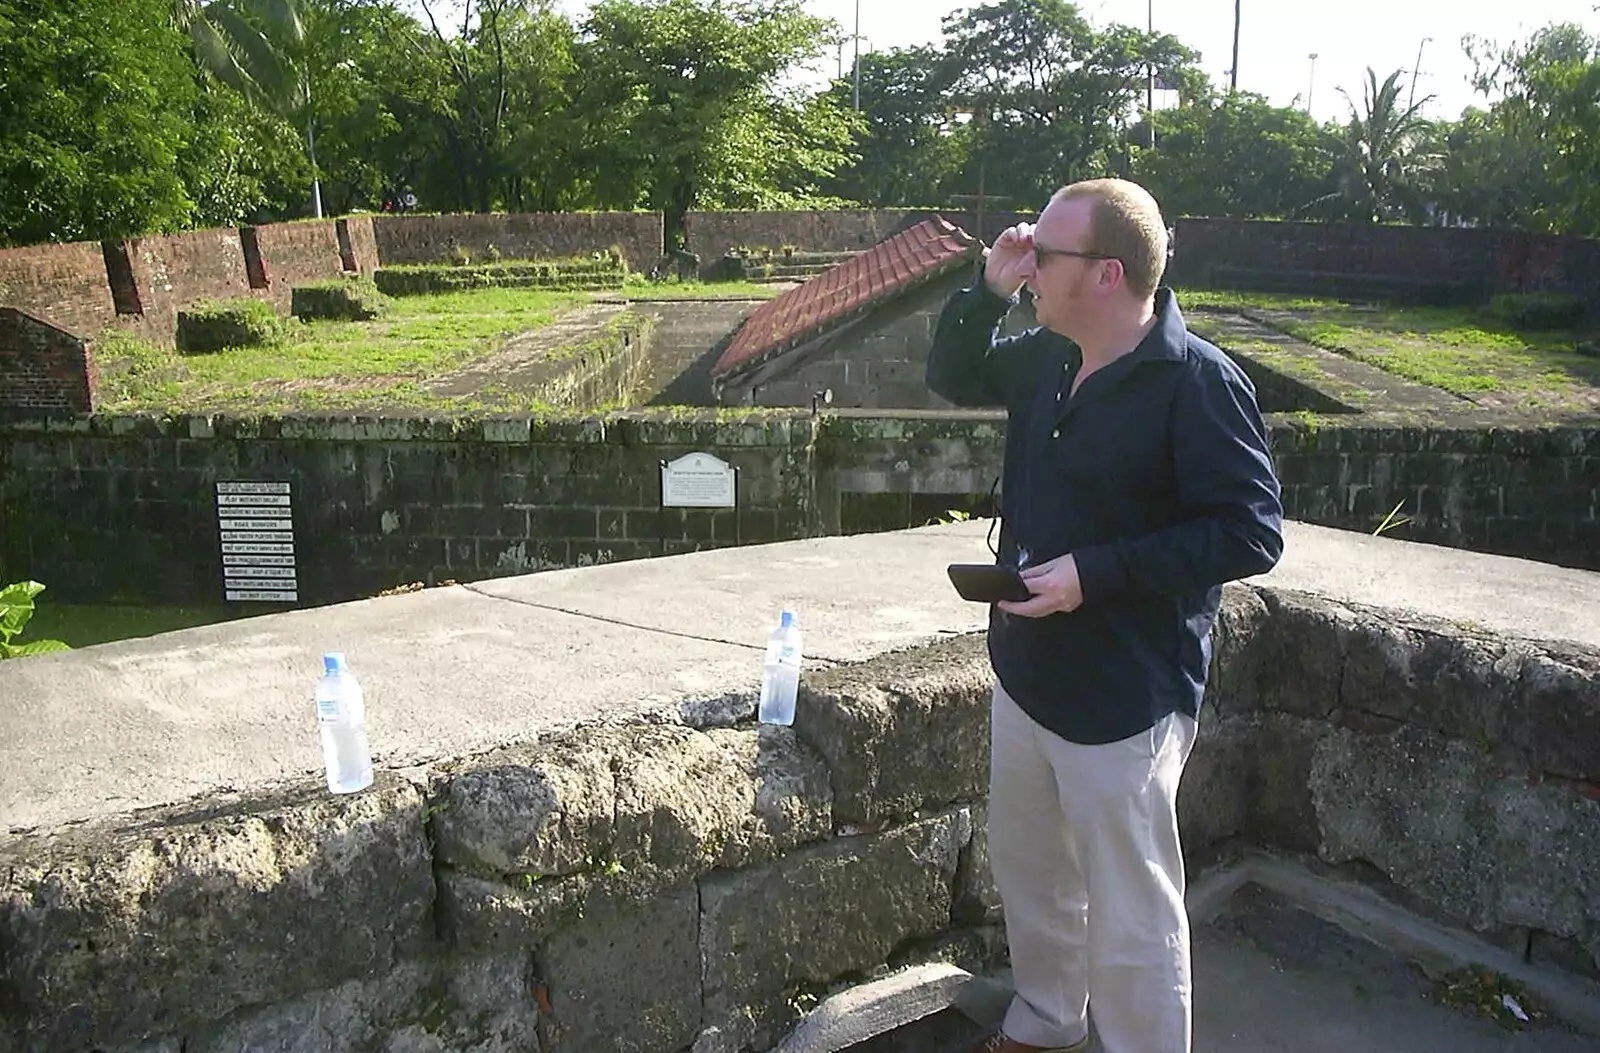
[0,240,117,334]
[717,274,964,410]
[683,210,1035,274]
[248,220,356,308]
[338,215,379,276]
[1168,217,1600,309]
[124,227,257,338]
[372,212,664,270]
[0,310,96,415]
[0,413,817,605]
[3,579,1597,1051]
[1270,422,1600,571]
[0,412,1595,604]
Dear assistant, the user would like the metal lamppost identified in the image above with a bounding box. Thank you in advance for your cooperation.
[1408,37,1432,110]
[1307,53,1318,115]
[1230,0,1241,92]
[1146,0,1155,149]
[852,0,861,110]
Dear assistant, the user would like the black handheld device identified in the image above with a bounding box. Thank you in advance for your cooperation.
[946,563,1032,604]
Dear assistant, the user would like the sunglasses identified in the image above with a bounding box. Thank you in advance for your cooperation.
[1032,243,1119,268]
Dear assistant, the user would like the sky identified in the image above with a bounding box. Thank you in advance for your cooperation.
[551,0,1598,123]
[796,0,1598,121]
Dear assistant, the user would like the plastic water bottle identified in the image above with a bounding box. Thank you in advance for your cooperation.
[316,652,373,794]
[758,610,803,726]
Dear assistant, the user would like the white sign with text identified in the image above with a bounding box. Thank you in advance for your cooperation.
[660,452,737,509]
[217,481,297,602]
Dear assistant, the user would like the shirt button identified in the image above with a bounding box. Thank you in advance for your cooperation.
[1051,429,1060,439]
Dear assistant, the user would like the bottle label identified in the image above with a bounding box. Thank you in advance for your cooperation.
[317,698,341,722]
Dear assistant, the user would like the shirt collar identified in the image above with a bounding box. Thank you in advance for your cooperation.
[1060,286,1188,367]
[1130,287,1188,364]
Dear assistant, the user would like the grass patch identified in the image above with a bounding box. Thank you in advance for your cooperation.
[1177,287,1600,413]
[619,276,788,300]
[94,288,590,413]
[21,601,238,648]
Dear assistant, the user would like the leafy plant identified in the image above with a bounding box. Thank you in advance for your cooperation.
[290,278,392,321]
[1488,292,1587,331]
[0,581,71,659]
[1373,499,1412,536]
[176,298,290,353]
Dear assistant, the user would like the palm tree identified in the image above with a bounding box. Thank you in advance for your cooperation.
[1328,67,1435,223]
[172,0,322,217]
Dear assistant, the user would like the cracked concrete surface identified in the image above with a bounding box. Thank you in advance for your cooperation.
[3,519,1596,839]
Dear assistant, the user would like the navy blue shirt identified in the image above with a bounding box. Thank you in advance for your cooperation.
[927,283,1284,744]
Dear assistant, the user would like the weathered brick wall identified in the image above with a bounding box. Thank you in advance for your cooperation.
[683,209,1036,271]
[684,210,920,270]
[717,272,1033,411]
[0,413,816,604]
[0,241,117,335]
[0,310,96,415]
[125,228,258,340]
[1270,423,1600,570]
[720,275,964,410]
[371,213,664,270]
[816,414,1600,572]
[1,411,1594,604]
[339,215,379,275]
[1169,217,1600,309]
[249,220,350,307]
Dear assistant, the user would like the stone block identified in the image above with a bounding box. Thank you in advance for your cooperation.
[1239,589,1354,718]
[539,884,700,1053]
[438,871,590,952]
[1311,724,1600,946]
[952,804,1002,924]
[0,778,434,1050]
[612,725,832,879]
[432,732,618,879]
[1512,647,1600,781]
[1339,612,1529,748]
[796,634,991,824]
[177,954,537,1053]
[698,810,973,1052]
[436,724,831,886]
[1243,713,1327,854]
[1178,713,1255,853]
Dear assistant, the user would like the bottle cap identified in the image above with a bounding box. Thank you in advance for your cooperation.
[780,610,795,628]
[323,652,346,674]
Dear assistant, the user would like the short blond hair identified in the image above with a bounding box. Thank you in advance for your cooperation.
[1053,179,1169,299]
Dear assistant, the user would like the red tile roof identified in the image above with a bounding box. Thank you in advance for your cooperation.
[711,215,981,380]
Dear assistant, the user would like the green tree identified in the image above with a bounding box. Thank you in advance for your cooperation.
[823,47,968,207]
[0,0,200,244]
[1135,91,1334,219]
[1457,24,1600,234]
[940,0,1200,210]
[173,0,324,215]
[1318,67,1436,223]
[404,0,580,212]
[572,0,838,247]
[179,75,311,227]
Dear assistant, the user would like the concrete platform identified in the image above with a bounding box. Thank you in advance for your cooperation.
[3,520,1598,839]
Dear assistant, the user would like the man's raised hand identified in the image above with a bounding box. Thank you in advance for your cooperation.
[984,222,1036,300]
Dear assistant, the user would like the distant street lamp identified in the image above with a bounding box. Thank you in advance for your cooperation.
[1307,53,1318,115]
[1146,0,1155,149]
[1408,36,1432,110]
[852,0,861,110]
[1230,0,1241,92]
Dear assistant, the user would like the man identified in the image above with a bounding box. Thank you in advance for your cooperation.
[926,179,1284,1053]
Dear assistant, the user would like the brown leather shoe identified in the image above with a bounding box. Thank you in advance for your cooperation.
[967,1034,1090,1053]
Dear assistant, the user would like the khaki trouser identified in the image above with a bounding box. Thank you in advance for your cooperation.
[988,681,1198,1053]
